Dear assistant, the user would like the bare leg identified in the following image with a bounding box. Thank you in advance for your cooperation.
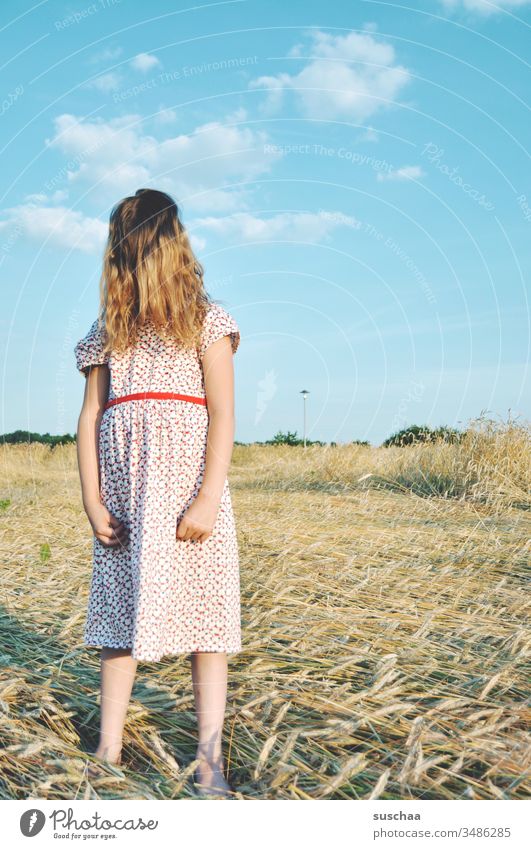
[93,647,138,764]
[191,651,232,794]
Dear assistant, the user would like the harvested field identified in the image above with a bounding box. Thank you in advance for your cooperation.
[0,417,529,799]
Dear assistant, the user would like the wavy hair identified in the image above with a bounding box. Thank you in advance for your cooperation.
[98,188,211,354]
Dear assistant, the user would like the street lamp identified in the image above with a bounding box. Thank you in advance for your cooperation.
[300,389,310,448]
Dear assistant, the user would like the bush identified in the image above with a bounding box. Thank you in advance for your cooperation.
[382,424,462,447]
[264,430,326,446]
[0,430,76,447]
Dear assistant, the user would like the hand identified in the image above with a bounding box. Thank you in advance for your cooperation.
[85,500,129,548]
[176,490,220,543]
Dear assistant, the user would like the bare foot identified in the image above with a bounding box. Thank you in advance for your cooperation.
[95,743,122,762]
[88,743,122,773]
[193,755,233,798]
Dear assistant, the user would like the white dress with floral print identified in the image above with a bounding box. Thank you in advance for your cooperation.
[74,303,241,662]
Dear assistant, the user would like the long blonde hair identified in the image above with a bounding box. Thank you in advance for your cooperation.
[98,188,211,354]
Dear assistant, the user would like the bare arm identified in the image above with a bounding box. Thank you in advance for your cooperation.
[76,366,128,548]
[176,335,236,542]
[199,334,236,502]
[76,365,109,509]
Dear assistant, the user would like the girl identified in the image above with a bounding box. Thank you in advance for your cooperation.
[74,188,241,798]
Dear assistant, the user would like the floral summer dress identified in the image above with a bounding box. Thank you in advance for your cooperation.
[74,302,241,662]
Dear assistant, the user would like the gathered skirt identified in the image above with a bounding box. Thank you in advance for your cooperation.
[83,398,241,662]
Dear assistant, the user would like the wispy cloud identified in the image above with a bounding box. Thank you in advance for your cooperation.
[377,165,425,182]
[130,52,161,72]
[188,233,207,252]
[85,71,123,92]
[193,209,360,245]
[249,29,411,120]
[359,126,379,142]
[88,46,123,65]
[440,0,531,14]
[23,189,69,203]
[154,107,178,124]
[0,201,106,254]
[43,112,284,212]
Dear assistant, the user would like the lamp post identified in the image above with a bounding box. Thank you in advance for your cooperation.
[300,389,309,448]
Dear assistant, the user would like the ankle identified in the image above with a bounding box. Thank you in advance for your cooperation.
[96,740,123,761]
[195,747,223,767]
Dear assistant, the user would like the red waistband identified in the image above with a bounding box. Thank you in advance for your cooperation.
[104,391,207,410]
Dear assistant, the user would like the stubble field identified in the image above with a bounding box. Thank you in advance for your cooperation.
[0,416,529,800]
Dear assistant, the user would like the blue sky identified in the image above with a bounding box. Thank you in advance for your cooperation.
[1,0,529,445]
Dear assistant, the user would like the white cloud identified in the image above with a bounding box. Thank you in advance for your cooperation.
[193,209,361,246]
[130,52,161,72]
[249,29,411,120]
[43,113,152,196]
[0,202,107,254]
[43,112,284,212]
[225,106,249,123]
[23,189,68,203]
[441,0,531,13]
[377,165,425,182]
[359,125,379,142]
[189,232,207,252]
[89,46,123,65]
[85,71,123,92]
[22,192,47,203]
[154,107,178,124]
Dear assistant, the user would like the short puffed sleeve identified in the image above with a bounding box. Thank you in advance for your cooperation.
[74,318,110,376]
[199,303,240,359]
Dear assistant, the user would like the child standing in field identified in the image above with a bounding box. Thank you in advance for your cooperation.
[74,188,241,798]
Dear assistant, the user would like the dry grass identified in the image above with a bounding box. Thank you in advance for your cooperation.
[0,414,529,800]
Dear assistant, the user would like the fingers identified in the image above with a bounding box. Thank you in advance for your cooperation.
[96,532,122,547]
[95,513,213,546]
[176,519,211,543]
[110,521,129,546]
[113,521,129,541]
[109,516,129,540]
[95,516,130,548]
[177,522,201,541]
[176,519,189,541]
[96,535,125,548]
[108,514,123,528]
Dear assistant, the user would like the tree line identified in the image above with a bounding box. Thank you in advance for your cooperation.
[1,424,463,449]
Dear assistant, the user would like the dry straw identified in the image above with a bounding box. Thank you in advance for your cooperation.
[0,414,529,799]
